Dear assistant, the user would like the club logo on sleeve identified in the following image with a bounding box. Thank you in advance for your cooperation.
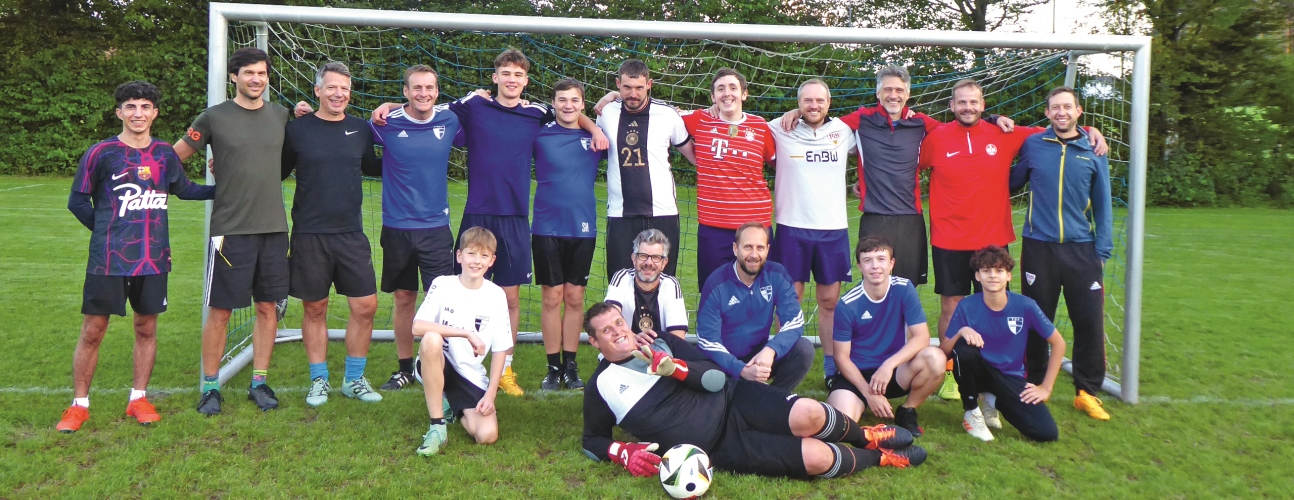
[433,125,446,140]
[986,143,999,156]
[1024,272,1036,285]
[186,127,201,142]
[1007,316,1024,335]
[759,285,773,302]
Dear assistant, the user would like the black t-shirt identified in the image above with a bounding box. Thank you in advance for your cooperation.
[282,114,380,233]
[632,284,663,334]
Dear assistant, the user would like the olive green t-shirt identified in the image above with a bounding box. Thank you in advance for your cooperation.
[182,100,290,236]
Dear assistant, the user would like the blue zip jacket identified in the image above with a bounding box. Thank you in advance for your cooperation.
[696,261,806,378]
[1010,127,1113,260]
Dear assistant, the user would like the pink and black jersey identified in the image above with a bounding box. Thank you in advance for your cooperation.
[682,110,777,229]
[71,137,213,276]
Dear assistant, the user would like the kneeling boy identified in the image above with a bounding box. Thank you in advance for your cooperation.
[412,227,511,456]
[940,245,1065,442]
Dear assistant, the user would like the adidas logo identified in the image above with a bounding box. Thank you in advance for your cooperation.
[618,384,629,394]
[1090,281,1102,290]
[727,296,740,306]
[397,130,409,138]
[627,120,639,127]
[861,310,872,320]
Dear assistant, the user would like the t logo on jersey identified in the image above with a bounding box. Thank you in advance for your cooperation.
[710,138,733,160]
[1007,316,1024,335]
[433,125,446,140]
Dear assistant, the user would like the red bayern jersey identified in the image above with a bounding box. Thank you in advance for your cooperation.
[919,120,1043,250]
[682,110,777,229]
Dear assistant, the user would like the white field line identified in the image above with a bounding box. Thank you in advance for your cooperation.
[0,184,44,192]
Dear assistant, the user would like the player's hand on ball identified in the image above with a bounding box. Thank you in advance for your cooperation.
[609,441,662,477]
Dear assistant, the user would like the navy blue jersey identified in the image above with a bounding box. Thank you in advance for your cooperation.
[834,277,926,371]
[72,137,213,276]
[369,105,464,230]
[944,292,1056,378]
[696,261,805,377]
[449,94,553,216]
[532,122,603,238]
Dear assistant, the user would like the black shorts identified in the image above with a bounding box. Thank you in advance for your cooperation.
[532,235,595,287]
[207,232,289,309]
[82,273,168,316]
[605,215,680,279]
[458,214,531,286]
[826,370,909,401]
[858,214,927,285]
[380,226,453,293]
[932,245,983,297]
[289,232,377,301]
[416,355,487,419]
[710,380,808,478]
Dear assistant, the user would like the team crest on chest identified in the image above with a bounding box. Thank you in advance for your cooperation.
[136,165,153,181]
[626,131,639,146]
[580,137,592,151]
[433,125,446,140]
[745,130,755,141]
[474,315,487,332]
[760,285,773,302]
[1007,316,1023,335]
[986,143,998,156]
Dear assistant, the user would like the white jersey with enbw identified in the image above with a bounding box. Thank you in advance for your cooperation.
[769,117,857,230]
[598,99,691,218]
[413,275,514,390]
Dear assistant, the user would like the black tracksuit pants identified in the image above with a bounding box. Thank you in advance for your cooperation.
[1020,237,1107,395]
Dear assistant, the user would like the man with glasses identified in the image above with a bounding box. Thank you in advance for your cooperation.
[604,229,689,341]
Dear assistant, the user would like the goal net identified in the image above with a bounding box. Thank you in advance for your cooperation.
[204,4,1150,402]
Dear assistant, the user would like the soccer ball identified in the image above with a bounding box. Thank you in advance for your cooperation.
[658,443,713,499]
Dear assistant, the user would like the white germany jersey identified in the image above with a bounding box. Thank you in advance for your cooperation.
[604,268,689,334]
[414,275,514,390]
[597,99,691,218]
[769,117,857,230]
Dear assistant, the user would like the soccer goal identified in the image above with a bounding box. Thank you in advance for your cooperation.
[201,2,1150,403]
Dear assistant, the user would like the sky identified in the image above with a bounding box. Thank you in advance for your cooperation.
[1009,0,1110,34]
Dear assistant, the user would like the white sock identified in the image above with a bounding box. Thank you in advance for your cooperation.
[504,354,513,368]
[982,392,997,409]
[129,389,147,402]
[72,397,90,408]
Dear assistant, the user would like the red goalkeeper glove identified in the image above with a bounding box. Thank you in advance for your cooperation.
[608,441,661,477]
[632,345,690,381]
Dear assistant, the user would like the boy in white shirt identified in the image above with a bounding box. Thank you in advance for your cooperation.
[412,226,513,456]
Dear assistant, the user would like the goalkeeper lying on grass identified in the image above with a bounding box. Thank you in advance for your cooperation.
[580,301,926,479]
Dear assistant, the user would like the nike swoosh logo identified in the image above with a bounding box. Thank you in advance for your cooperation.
[945,151,960,158]
[345,130,358,135]
[111,171,130,180]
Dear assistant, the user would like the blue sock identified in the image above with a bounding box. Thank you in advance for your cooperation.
[308,362,329,381]
[823,355,837,378]
[202,375,219,392]
[344,356,366,382]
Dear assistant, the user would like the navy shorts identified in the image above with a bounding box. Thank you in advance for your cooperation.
[771,225,852,285]
[289,231,377,301]
[458,214,531,286]
[532,235,595,287]
[695,224,739,290]
[380,226,454,293]
[82,273,168,316]
[207,232,289,309]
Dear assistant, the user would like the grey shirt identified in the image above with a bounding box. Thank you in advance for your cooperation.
[182,99,290,236]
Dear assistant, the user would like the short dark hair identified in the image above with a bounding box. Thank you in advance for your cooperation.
[494,48,530,71]
[712,67,747,93]
[403,64,438,88]
[855,235,894,260]
[228,47,269,76]
[583,301,622,336]
[553,78,585,99]
[1046,86,1081,107]
[970,245,1015,272]
[733,222,770,244]
[114,80,160,108]
[618,59,649,79]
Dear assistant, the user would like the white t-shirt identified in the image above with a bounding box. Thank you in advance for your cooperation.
[414,275,514,390]
[604,268,689,335]
[597,99,691,218]
[769,116,857,230]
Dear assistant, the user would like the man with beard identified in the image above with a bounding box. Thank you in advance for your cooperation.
[603,229,689,342]
[697,223,813,392]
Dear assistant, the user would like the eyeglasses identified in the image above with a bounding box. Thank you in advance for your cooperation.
[633,252,666,264]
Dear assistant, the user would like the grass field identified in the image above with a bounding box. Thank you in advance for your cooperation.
[2,175,1292,497]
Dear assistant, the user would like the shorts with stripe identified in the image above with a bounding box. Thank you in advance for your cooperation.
[206,232,289,309]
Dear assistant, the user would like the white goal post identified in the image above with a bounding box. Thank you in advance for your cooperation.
[201,2,1150,403]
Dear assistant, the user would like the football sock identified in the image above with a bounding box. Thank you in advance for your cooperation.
[72,397,90,408]
[251,370,268,388]
[504,354,514,369]
[202,375,219,392]
[962,390,979,412]
[343,356,366,382]
[562,350,577,366]
[129,389,146,402]
[822,355,836,377]
[815,443,878,478]
[982,392,997,409]
[398,357,414,374]
[428,417,445,426]
[547,352,562,371]
[812,401,866,446]
[308,362,328,381]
